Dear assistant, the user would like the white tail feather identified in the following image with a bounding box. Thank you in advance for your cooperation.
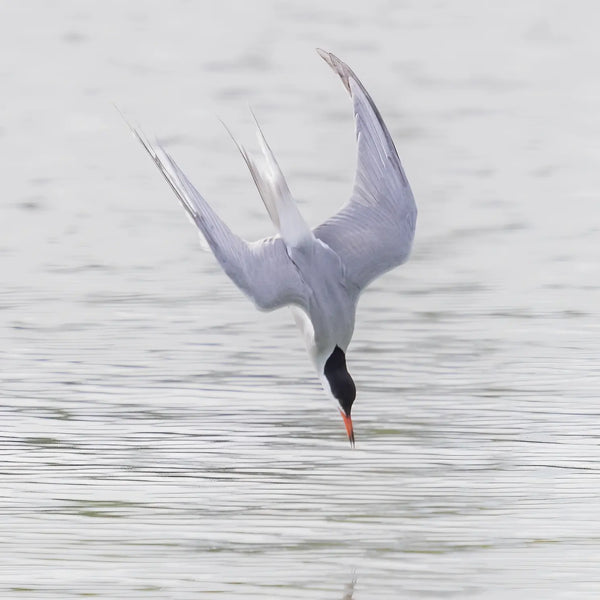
[224,114,313,248]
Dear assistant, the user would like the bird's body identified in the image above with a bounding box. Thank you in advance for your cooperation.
[130,50,417,445]
[290,240,357,356]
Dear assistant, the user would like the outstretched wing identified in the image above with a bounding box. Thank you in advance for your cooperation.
[131,127,309,312]
[314,50,417,292]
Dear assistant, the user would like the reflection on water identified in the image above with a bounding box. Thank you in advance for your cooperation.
[2,0,600,598]
[342,574,357,600]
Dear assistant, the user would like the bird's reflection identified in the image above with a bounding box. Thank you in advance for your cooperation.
[342,572,357,600]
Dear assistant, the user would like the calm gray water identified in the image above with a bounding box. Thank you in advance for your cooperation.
[2,1,600,598]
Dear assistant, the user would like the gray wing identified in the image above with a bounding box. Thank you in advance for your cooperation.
[314,50,417,292]
[131,128,309,312]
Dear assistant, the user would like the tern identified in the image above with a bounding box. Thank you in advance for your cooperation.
[130,50,417,446]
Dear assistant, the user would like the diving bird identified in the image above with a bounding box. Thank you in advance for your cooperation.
[130,50,417,446]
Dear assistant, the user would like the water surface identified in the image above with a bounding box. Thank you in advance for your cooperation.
[1,1,600,598]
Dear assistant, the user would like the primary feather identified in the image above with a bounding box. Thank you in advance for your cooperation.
[314,49,417,291]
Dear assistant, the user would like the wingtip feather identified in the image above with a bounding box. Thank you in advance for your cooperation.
[316,48,352,94]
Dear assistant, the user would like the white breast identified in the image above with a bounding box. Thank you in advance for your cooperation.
[290,306,316,355]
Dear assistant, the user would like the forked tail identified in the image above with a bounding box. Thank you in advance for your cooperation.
[224,113,313,249]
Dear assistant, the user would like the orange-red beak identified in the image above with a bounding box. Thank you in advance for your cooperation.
[340,411,355,447]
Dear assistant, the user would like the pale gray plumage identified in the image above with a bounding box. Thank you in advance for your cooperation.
[314,49,417,291]
[131,127,309,312]
[130,50,417,444]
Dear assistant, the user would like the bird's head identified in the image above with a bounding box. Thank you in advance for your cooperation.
[321,345,356,447]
